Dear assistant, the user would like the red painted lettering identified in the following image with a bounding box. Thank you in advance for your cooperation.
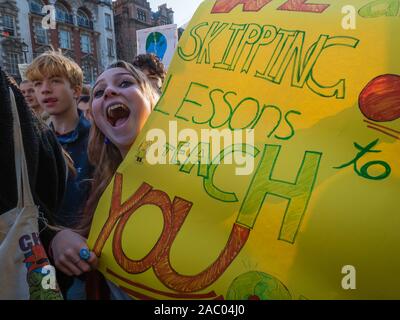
[93,173,252,293]
[211,0,329,14]
[212,0,272,13]
[278,0,329,13]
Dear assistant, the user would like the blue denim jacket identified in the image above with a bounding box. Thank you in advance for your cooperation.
[51,111,93,228]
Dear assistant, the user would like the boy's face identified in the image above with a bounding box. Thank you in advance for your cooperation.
[33,75,81,116]
[20,81,41,111]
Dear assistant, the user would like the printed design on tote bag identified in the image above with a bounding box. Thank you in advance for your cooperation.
[19,233,62,300]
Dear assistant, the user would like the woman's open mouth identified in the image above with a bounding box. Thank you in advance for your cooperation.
[106,104,131,127]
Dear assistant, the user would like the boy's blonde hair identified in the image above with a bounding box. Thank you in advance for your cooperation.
[26,50,83,89]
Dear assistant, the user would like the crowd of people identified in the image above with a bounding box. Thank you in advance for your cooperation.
[0,51,166,300]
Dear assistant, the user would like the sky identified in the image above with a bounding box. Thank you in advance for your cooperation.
[148,0,204,27]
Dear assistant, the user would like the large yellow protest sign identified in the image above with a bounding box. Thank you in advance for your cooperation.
[88,0,400,299]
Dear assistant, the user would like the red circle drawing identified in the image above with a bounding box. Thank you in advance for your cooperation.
[359,74,400,122]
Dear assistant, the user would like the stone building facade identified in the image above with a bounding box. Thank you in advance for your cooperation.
[0,0,116,84]
[113,0,174,63]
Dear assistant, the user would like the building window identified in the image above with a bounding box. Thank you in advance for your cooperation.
[80,34,91,53]
[2,15,16,37]
[107,38,114,57]
[8,53,20,76]
[105,13,112,30]
[137,9,146,22]
[34,22,48,44]
[82,62,96,84]
[59,30,71,49]
[77,9,92,29]
[30,0,43,15]
[56,3,73,24]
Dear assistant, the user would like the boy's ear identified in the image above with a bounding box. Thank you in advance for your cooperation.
[73,85,82,100]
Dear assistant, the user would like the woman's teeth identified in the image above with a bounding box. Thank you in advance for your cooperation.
[107,104,128,117]
[106,104,130,127]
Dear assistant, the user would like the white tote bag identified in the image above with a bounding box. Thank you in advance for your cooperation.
[0,88,63,300]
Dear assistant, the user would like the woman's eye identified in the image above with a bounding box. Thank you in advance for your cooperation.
[94,89,104,98]
[120,80,133,88]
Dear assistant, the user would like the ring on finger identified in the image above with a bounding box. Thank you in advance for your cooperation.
[79,248,91,261]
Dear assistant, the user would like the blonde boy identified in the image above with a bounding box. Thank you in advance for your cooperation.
[26,50,93,226]
[26,51,93,300]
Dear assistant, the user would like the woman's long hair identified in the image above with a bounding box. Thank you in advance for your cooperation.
[80,61,158,236]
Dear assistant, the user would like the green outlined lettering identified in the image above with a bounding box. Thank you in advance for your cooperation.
[238,144,322,243]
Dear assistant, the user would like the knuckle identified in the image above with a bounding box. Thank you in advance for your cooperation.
[64,248,76,258]
[59,254,68,263]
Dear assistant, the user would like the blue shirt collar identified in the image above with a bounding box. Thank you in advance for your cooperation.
[51,110,91,145]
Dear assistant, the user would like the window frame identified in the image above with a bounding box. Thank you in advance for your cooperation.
[59,29,71,49]
[77,9,91,29]
[80,33,91,53]
[30,0,43,15]
[107,38,114,57]
[34,22,48,44]
[82,62,96,84]
[137,9,147,22]
[105,13,112,30]
[2,15,16,37]
[56,3,73,24]
[8,52,20,76]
